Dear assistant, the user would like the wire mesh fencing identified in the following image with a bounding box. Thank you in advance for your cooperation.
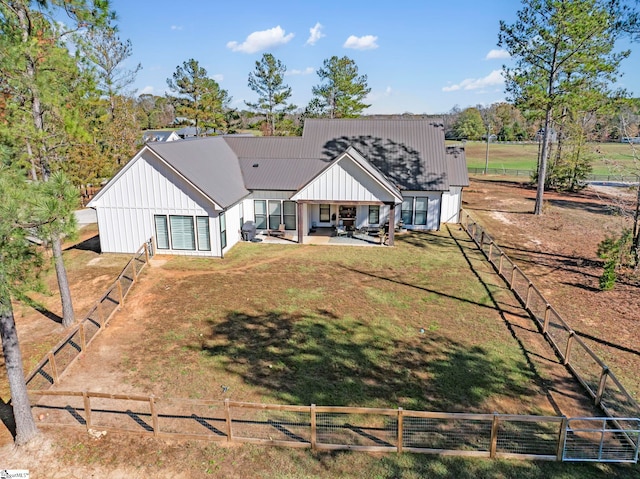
[24,240,152,390]
[35,391,636,462]
[460,211,640,424]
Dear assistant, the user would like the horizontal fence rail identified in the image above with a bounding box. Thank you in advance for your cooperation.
[461,210,640,428]
[25,240,153,390]
[467,168,639,183]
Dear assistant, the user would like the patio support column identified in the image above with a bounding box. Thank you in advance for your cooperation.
[297,202,304,244]
[387,203,395,246]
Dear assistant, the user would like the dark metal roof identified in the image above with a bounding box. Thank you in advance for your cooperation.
[148,137,249,208]
[446,146,469,187]
[238,157,328,191]
[300,119,449,191]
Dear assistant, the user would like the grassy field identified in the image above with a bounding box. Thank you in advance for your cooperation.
[457,140,638,175]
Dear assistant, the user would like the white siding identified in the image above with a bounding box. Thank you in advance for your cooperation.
[441,187,462,223]
[93,151,220,256]
[398,192,442,231]
[293,156,396,203]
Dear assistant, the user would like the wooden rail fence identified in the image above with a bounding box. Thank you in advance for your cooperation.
[461,210,640,424]
[27,390,640,462]
[24,240,153,390]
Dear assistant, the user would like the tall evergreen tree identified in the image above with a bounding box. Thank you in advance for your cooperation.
[0,166,45,445]
[246,53,295,136]
[308,55,370,119]
[499,0,630,215]
[0,0,112,326]
[167,59,230,135]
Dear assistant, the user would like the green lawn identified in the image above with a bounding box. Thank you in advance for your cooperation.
[457,140,638,175]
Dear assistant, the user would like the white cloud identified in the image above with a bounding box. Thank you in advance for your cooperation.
[213,74,224,82]
[343,34,378,50]
[485,49,510,60]
[442,70,504,92]
[385,86,392,96]
[286,67,314,76]
[306,22,325,46]
[227,26,294,54]
[138,86,155,95]
[170,25,183,31]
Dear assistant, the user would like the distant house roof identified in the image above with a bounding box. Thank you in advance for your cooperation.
[142,130,180,143]
[148,137,249,209]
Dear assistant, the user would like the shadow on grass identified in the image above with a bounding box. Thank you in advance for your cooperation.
[196,309,538,412]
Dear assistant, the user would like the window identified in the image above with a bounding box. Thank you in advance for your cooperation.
[414,197,428,225]
[283,201,296,230]
[319,204,331,222]
[219,212,227,249]
[196,216,211,251]
[402,197,414,225]
[268,200,282,230]
[368,205,380,225]
[154,215,169,249]
[170,216,196,250]
[254,200,266,229]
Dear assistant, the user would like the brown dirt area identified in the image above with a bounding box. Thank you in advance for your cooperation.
[463,177,640,397]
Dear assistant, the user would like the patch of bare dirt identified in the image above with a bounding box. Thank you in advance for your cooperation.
[463,177,640,399]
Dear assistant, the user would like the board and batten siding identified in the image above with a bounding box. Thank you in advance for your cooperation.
[398,191,441,231]
[293,155,397,203]
[93,151,221,256]
[441,187,462,223]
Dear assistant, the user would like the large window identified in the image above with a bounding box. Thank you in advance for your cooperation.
[402,197,414,225]
[283,201,296,230]
[196,217,211,251]
[414,197,428,225]
[219,212,227,249]
[170,215,195,250]
[319,204,331,222]
[254,200,267,229]
[268,200,282,230]
[368,205,380,225]
[154,214,210,251]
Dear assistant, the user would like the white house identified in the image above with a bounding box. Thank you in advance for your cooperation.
[88,119,469,257]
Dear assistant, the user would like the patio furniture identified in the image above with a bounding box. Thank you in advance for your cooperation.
[268,224,286,237]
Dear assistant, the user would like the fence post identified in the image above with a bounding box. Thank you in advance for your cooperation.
[48,352,59,384]
[150,395,159,437]
[144,242,150,264]
[397,408,404,454]
[97,300,105,325]
[556,417,568,461]
[564,331,575,365]
[79,322,86,351]
[310,404,317,450]
[488,242,493,261]
[510,265,517,289]
[490,414,499,458]
[498,253,504,275]
[543,304,551,334]
[224,398,232,442]
[117,279,124,307]
[480,231,485,250]
[525,283,532,309]
[595,367,609,406]
[83,391,92,431]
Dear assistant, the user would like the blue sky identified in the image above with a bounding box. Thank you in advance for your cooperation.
[109,0,639,115]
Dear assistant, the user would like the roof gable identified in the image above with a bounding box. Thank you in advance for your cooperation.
[291,147,403,203]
